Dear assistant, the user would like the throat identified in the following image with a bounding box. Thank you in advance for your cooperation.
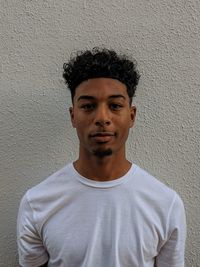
[73,159,132,182]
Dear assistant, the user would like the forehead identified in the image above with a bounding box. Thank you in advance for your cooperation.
[74,78,128,101]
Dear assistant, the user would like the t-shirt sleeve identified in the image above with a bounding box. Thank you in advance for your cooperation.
[156,193,186,267]
[17,193,49,267]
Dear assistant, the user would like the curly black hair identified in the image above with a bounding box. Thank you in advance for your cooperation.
[63,48,140,103]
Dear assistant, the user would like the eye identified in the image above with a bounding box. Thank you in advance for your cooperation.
[80,103,95,111]
[110,103,123,110]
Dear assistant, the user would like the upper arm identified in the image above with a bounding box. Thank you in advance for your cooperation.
[38,263,48,267]
[20,263,48,267]
[17,193,49,267]
[156,194,186,267]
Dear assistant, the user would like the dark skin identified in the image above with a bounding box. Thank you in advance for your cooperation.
[25,78,136,267]
[70,78,136,181]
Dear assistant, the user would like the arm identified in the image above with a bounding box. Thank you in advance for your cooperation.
[20,263,48,267]
[39,263,48,267]
[17,193,49,267]
[20,264,48,267]
[156,194,186,267]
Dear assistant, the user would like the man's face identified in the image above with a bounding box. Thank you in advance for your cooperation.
[70,78,136,158]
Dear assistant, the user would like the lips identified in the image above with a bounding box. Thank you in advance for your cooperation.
[90,132,115,137]
[90,132,115,142]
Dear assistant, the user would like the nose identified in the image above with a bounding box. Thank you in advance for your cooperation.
[94,105,111,126]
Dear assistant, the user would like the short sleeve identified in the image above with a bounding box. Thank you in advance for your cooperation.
[156,193,186,267]
[17,193,49,267]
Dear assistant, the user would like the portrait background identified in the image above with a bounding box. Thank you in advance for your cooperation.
[0,0,199,266]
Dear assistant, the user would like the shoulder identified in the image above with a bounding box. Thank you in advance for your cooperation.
[131,165,185,215]
[26,163,74,201]
[131,165,186,235]
[133,165,175,195]
[19,163,78,230]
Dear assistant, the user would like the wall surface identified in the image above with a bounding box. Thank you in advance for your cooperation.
[0,0,199,266]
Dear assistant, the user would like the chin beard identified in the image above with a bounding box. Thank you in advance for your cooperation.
[93,148,113,158]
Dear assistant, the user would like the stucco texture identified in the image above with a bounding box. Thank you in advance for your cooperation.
[0,0,199,266]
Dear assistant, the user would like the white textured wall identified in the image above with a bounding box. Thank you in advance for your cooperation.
[0,0,199,266]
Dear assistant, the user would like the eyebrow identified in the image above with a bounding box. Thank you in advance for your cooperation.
[77,94,126,101]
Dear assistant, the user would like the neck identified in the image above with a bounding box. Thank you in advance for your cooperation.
[73,150,132,182]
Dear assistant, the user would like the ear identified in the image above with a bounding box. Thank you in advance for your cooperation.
[129,105,136,128]
[69,107,76,128]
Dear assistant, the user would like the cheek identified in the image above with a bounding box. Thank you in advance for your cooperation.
[72,114,88,128]
[118,115,133,128]
[75,127,85,143]
[75,121,89,137]
[118,120,132,136]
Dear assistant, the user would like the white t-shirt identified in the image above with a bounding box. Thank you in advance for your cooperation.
[17,163,186,267]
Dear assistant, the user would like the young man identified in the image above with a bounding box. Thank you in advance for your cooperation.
[17,48,186,267]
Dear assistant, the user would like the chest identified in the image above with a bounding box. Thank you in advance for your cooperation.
[41,190,161,266]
